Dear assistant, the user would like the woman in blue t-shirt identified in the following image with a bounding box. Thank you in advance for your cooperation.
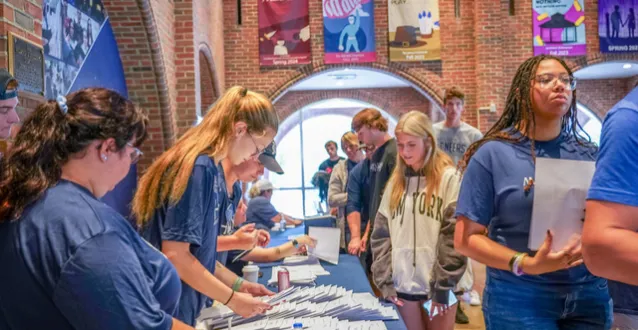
[454,55,611,329]
[132,86,275,325]
[0,88,193,330]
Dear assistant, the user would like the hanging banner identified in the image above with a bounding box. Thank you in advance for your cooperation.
[323,0,376,64]
[532,0,586,56]
[599,0,638,53]
[258,0,311,66]
[388,0,440,62]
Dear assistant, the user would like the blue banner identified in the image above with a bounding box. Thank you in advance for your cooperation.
[323,0,376,64]
[599,0,638,53]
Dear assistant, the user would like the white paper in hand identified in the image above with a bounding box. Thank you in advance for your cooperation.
[308,226,340,264]
[529,158,595,251]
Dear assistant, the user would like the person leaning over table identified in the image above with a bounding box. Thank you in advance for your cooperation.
[245,178,302,231]
[132,86,275,326]
[218,143,318,275]
[0,88,195,329]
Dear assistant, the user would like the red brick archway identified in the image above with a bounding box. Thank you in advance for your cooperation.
[268,63,445,109]
[103,0,174,170]
[274,88,439,123]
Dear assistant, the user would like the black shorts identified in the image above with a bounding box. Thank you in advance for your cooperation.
[397,292,429,302]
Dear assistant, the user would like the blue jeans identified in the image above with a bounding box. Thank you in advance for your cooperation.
[483,277,613,330]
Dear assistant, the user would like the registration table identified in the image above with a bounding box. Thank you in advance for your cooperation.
[258,224,408,330]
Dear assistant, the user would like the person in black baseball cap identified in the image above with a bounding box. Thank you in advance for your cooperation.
[0,69,19,139]
[258,141,283,174]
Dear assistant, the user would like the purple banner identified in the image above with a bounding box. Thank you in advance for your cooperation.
[532,0,586,56]
[599,0,638,53]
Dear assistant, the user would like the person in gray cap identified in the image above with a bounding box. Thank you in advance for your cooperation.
[0,69,20,139]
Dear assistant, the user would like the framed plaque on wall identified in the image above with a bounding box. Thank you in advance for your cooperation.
[8,32,45,95]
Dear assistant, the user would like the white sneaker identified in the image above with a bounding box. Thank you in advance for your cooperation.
[469,290,481,306]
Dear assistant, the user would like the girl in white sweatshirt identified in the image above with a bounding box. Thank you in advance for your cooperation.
[371,111,467,330]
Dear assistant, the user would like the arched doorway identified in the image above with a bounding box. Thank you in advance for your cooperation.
[265,98,397,217]
[199,48,218,117]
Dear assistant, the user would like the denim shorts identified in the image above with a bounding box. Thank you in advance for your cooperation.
[482,277,613,330]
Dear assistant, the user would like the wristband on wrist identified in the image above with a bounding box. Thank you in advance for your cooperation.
[292,239,300,249]
[224,290,234,305]
[511,253,527,276]
[232,277,244,292]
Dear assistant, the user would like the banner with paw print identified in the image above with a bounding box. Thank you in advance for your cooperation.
[258,0,311,67]
[388,0,440,62]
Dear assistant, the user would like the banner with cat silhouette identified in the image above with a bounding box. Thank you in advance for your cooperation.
[258,0,311,67]
[388,0,440,62]
[323,0,377,64]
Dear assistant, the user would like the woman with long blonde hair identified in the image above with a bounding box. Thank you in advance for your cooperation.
[370,111,467,330]
[133,86,277,326]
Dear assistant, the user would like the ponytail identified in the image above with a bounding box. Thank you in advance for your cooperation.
[0,88,147,222]
[0,101,69,221]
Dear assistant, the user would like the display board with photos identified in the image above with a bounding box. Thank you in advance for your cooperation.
[42,0,106,99]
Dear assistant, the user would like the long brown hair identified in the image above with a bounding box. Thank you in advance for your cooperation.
[460,55,594,173]
[0,88,148,222]
[387,111,453,214]
[132,86,278,225]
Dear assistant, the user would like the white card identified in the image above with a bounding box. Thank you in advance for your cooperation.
[308,226,341,264]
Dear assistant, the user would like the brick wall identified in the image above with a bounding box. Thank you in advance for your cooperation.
[578,78,633,118]
[223,0,638,129]
[0,0,45,119]
[104,0,225,169]
[274,88,435,122]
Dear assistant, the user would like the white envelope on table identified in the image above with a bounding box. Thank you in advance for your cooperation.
[529,158,596,251]
[308,227,340,264]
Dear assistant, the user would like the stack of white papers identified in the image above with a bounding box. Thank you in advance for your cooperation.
[196,286,399,330]
[267,264,330,286]
[201,317,388,330]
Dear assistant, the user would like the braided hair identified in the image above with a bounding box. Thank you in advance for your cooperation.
[459,55,594,178]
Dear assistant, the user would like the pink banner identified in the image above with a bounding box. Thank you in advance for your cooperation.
[258,0,311,67]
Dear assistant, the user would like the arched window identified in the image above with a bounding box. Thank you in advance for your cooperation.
[264,98,397,217]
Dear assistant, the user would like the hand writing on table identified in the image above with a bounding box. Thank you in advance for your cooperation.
[257,229,270,247]
[226,291,270,318]
[348,237,361,255]
[522,230,583,275]
[240,281,275,297]
[232,224,258,250]
[295,235,318,253]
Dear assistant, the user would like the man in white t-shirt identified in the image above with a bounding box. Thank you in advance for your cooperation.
[433,87,483,325]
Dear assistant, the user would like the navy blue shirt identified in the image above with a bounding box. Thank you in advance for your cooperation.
[217,162,243,266]
[456,131,602,290]
[0,180,180,330]
[245,196,279,230]
[588,90,638,315]
[142,155,222,325]
[346,158,371,232]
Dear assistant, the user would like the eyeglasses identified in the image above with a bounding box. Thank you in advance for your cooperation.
[249,133,265,157]
[534,74,577,90]
[126,142,143,164]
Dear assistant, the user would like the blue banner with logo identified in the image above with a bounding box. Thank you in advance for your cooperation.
[43,0,138,223]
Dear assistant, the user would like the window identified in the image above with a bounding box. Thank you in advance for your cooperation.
[264,98,397,218]
[576,103,602,145]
